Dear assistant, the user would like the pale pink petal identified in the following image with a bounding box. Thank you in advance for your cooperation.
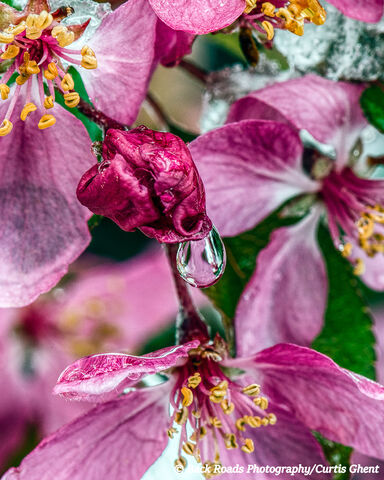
[327,0,383,22]
[227,75,366,169]
[54,341,199,401]
[81,0,157,125]
[0,100,93,307]
[155,21,195,67]
[189,120,319,237]
[350,451,384,480]
[235,207,327,356]
[347,237,384,291]
[232,344,384,459]
[3,385,170,480]
[148,0,245,34]
[213,405,329,480]
[372,307,384,385]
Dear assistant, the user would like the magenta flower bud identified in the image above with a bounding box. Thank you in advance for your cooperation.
[77,126,212,243]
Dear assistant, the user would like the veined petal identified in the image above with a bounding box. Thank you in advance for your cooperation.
[3,385,170,480]
[227,75,366,170]
[155,21,195,67]
[327,0,383,22]
[235,344,384,460]
[235,207,327,356]
[190,120,319,237]
[81,0,157,126]
[148,0,245,35]
[348,237,384,291]
[0,99,93,307]
[54,341,199,402]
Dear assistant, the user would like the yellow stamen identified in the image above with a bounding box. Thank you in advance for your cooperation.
[38,114,56,130]
[261,2,276,16]
[244,0,257,14]
[182,442,195,456]
[44,96,54,109]
[221,399,234,415]
[25,60,40,76]
[340,242,352,258]
[1,45,20,59]
[353,258,365,276]
[20,102,37,121]
[181,387,194,407]
[261,21,274,40]
[209,417,222,428]
[0,119,12,136]
[44,62,59,81]
[235,417,246,431]
[224,433,238,449]
[253,396,269,410]
[245,415,262,428]
[175,406,189,425]
[81,47,97,69]
[26,11,53,39]
[16,75,30,86]
[209,381,228,403]
[61,73,74,91]
[187,372,201,388]
[241,438,254,454]
[52,25,75,47]
[0,83,10,100]
[174,456,187,470]
[64,91,80,108]
[0,32,14,44]
[242,384,261,397]
[6,22,26,36]
[167,427,177,438]
[268,413,277,425]
[357,215,375,239]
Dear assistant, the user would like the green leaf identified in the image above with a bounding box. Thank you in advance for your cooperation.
[312,225,376,380]
[314,433,353,480]
[360,85,384,134]
[203,210,296,349]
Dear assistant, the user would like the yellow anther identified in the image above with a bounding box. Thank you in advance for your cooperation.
[245,415,262,428]
[182,442,195,456]
[0,83,10,100]
[20,102,37,121]
[357,216,375,239]
[1,45,20,59]
[81,52,97,70]
[242,384,261,397]
[224,433,238,449]
[25,60,40,75]
[192,409,201,419]
[253,396,269,410]
[44,62,58,81]
[52,25,75,47]
[301,0,326,24]
[7,22,26,36]
[175,406,189,425]
[0,119,12,136]
[241,438,255,454]
[261,21,274,40]
[268,413,277,425]
[174,456,187,470]
[64,91,80,108]
[187,372,201,388]
[167,427,177,438]
[26,11,53,39]
[340,242,352,258]
[235,417,246,431]
[44,96,54,109]
[0,32,14,44]
[209,417,222,428]
[209,381,228,403]
[221,399,234,415]
[244,0,257,14]
[181,387,194,407]
[16,75,30,85]
[61,73,74,91]
[38,114,56,130]
[353,258,365,276]
[261,2,276,16]
[261,417,270,426]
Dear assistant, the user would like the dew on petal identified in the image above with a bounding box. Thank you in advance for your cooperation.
[176,226,226,288]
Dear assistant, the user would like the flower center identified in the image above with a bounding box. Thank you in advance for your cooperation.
[244,0,326,40]
[0,7,97,136]
[168,348,276,477]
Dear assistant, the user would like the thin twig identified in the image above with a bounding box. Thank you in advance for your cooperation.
[178,59,209,85]
[76,98,127,131]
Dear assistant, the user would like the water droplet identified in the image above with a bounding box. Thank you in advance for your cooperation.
[176,226,226,288]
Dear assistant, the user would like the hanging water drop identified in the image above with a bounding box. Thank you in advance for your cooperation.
[176,226,226,288]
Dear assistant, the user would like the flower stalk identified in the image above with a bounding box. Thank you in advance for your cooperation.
[76,98,127,131]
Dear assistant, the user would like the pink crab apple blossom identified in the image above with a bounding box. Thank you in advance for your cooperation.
[189,74,384,353]
[0,248,198,473]
[77,127,212,243]
[4,332,384,479]
[325,0,384,23]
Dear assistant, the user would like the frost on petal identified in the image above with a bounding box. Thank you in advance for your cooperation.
[227,75,366,169]
[0,100,93,307]
[327,0,383,22]
[81,0,157,125]
[190,120,319,237]
[235,208,327,356]
[54,341,199,401]
[3,385,170,480]
[244,344,384,460]
[148,0,245,34]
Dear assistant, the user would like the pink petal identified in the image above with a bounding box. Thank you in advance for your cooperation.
[236,344,384,459]
[350,451,384,480]
[348,238,384,291]
[227,75,366,170]
[3,385,170,480]
[81,0,157,125]
[235,208,327,356]
[189,120,319,237]
[327,0,383,22]
[54,341,199,401]
[155,21,195,67]
[148,0,245,34]
[372,307,384,385]
[0,101,93,307]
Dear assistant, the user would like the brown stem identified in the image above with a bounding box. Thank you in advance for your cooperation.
[178,59,209,85]
[165,244,210,345]
[76,98,127,131]
[146,93,169,130]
